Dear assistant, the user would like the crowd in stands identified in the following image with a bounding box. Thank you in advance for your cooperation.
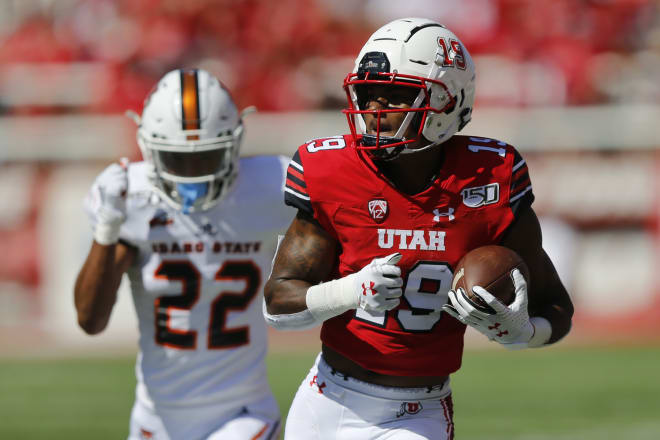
[0,0,658,112]
[0,0,658,324]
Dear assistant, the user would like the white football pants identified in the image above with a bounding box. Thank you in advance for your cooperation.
[284,353,454,440]
[128,392,280,440]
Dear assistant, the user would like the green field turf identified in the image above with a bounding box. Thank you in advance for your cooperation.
[1,345,659,439]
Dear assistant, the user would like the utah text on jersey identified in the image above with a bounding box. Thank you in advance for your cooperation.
[377,229,446,251]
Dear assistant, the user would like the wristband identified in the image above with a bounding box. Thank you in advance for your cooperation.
[527,316,552,348]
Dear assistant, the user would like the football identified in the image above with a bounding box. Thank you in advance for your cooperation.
[451,245,530,314]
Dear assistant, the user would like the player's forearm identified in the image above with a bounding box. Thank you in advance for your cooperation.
[527,274,574,345]
[264,278,312,315]
[262,278,324,331]
[74,243,124,334]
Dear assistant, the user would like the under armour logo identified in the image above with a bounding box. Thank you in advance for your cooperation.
[488,322,509,337]
[362,281,376,296]
[310,375,326,394]
[433,207,455,222]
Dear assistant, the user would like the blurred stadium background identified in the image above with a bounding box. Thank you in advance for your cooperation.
[0,0,659,438]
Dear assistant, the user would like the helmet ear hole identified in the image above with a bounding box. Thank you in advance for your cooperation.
[458,108,471,131]
[443,99,456,115]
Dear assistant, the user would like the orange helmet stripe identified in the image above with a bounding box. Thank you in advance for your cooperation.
[180,69,200,139]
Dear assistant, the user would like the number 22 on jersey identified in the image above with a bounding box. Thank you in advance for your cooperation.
[153,260,260,350]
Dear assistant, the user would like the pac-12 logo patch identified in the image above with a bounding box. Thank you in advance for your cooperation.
[368,198,389,223]
[396,401,423,418]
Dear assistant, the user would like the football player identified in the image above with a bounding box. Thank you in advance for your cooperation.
[74,68,291,440]
[264,18,574,439]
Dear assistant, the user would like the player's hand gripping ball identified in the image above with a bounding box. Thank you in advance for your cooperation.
[443,245,536,346]
[450,245,530,315]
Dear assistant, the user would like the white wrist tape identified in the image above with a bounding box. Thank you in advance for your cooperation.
[94,222,121,245]
[305,275,357,322]
[262,300,320,331]
[528,316,552,348]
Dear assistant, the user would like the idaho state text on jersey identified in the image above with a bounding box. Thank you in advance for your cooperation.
[151,241,262,254]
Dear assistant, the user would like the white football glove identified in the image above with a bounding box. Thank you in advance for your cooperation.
[442,268,535,348]
[306,253,403,322]
[354,253,404,312]
[90,159,129,245]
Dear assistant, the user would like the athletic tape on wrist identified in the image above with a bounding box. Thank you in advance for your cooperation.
[94,222,121,246]
[305,275,357,322]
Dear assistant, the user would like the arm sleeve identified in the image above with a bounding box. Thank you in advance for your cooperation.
[284,149,314,215]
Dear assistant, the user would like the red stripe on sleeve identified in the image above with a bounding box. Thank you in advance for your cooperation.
[512,166,528,182]
[286,178,308,195]
[287,166,305,182]
[511,178,531,195]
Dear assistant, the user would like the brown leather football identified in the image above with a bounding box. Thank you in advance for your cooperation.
[451,245,530,314]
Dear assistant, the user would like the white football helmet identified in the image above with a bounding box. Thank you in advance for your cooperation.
[136,68,244,213]
[343,18,476,157]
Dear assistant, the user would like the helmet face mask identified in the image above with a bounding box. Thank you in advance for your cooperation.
[137,69,243,213]
[344,71,455,152]
[342,18,475,158]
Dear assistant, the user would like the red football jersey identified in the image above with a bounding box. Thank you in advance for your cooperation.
[284,134,534,376]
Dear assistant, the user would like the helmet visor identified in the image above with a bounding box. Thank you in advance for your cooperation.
[354,82,421,111]
[153,149,230,178]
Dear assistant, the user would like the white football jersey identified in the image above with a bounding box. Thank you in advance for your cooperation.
[86,155,293,411]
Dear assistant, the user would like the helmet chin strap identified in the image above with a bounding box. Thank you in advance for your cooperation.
[371,139,439,162]
[398,140,440,155]
[176,182,209,214]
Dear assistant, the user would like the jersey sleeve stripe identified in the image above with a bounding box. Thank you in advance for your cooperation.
[511,177,531,195]
[286,172,306,189]
[288,157,304,173]
[509,149,534,215]
[510,185,532,203]
[285,178,308,196]
[512,157,526,173]
[511,166,528,182]
[284,149,314,214]
[285,187,311,201]
[286,150,308,196]
[510,148,531,196]
[287,165,305,183]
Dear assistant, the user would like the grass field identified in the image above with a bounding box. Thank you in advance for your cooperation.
[1,345,659,439]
